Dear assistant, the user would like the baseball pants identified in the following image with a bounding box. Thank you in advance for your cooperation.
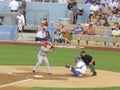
[33,54,51,73]
[71,67,83,77]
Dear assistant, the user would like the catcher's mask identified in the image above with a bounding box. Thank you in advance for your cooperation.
[74,56,81,63]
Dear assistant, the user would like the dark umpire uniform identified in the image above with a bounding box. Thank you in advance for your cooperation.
[80,50,97,76]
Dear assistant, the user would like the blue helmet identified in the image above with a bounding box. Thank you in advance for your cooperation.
[74,56,80,60]
[74,56,81,62]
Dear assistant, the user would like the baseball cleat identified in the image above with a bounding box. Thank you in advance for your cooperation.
[32,70,35,73]
[48,73,51,75]
[92,71,97,76]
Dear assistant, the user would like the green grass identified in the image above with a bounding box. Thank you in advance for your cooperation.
[0,44,120,72]
[28,87,120,90]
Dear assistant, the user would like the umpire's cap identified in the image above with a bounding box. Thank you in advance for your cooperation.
[80,50,85,53]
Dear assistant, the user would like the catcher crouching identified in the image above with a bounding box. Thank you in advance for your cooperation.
[65,56,87,77]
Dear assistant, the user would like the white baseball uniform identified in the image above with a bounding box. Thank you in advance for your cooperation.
[71,60,87,77]
[75,60,86,75]
[33,45,51,74]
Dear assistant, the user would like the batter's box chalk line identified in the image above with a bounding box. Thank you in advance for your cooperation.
[0,78,32,88]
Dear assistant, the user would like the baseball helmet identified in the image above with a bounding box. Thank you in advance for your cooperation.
[74,56,81,63]
[43,41,48,46]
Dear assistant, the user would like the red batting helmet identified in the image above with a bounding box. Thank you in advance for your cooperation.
[43,41,48,46]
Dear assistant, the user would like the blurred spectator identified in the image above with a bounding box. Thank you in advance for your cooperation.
[54,29,61,44]
[67,0,73,10]
[89,1,99,19]
[47,21,57,43]
[107,12,117,21]
[35,28,47,43]
[67,0,74,24]
[111,22,120,30]
[19,0,27,24]
[71,24,84,34]
[37,22,47,31]
[57,23,66,36]
[98,3,106,14]
[117,11,120,20]
[104,7,112,17]
[46,30,51,42]
[94,19,101,26]
[87,18,92,24]
[118,1,120,12]
[111,26,120,36]
[0,16,4,25]
[112,7,118,14]
[85,0,94,4]
[62,29,72,46]
[93,13,105,26]
[71,2,79,24]
[9,0,19,12]
[109,0,118,9]
[17,11,25,32]
[94,0,101,5]
[100,0,110,7]
[103,18,110,26]
[57,24,65,42]
[68,9,73,24]
[89,12,99,19]
[41,18,48,26]
[84,24,96,35]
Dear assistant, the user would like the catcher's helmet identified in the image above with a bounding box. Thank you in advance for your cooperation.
[74,56,81,63]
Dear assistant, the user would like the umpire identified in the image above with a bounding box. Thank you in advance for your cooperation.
[80,50,97,76]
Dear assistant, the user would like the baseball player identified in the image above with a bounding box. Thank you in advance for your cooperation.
[32,41,54,75]
[65,56,87,77]
[80,50,97,76]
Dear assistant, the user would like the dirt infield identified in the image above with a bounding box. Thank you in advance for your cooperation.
[0,66,120,90]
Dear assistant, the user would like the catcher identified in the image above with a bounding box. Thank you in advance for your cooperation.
[32,41,54,75]
[65,56,87,77]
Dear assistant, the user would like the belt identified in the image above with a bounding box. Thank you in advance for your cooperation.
[11,10,17,12]
[40,54,45,56]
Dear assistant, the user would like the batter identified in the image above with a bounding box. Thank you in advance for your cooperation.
[32,41,54,75]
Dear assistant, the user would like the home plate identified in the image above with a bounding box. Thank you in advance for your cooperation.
[33,75,43,78]
[8,72,16,75]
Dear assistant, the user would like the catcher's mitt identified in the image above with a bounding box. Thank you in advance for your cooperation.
[65,64,71,68]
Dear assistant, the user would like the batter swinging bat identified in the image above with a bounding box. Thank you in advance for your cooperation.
[49,42,55,49]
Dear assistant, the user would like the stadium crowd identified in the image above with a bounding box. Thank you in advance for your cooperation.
[0,0,120,46]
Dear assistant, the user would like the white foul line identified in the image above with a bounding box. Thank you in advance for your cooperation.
[0,78,32,88]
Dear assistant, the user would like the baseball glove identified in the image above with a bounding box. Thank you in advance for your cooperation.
[65,64,71,68]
